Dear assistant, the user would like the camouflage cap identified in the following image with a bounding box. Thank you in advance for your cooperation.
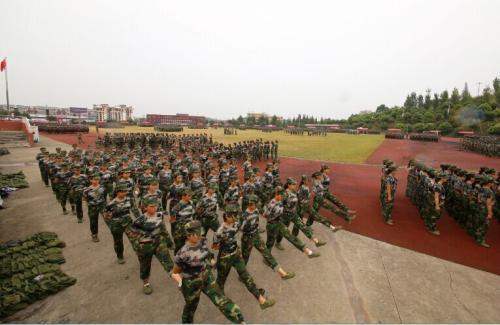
[181,188,193,196]
[266,162,273,168]
[146,178,159,185]
[301,174,308,182]
[480,175,494,185]
[320,164,330,171]
[120,168,131,174]
[252,167,261,173]
[90,173,101,179]
[61,162,69,167]
[225,204,240,215]
[311,171,321,178]
[274,186,284,195]
[286,177,297,185]
[115,184,129,192]
[185,220,202,235]
[144,197,159,206]
[247,194,259,203]
[207,182,219,190]
[229,175,238,181]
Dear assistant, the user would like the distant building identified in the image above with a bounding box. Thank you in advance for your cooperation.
[304,123,340,130]
[146,113,207,127]
[93,104,133,122]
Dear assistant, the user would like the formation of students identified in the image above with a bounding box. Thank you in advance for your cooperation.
[34,133,355,324]
[380,159,498,248]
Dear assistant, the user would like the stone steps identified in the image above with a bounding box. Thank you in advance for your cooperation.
[0,131,30,147]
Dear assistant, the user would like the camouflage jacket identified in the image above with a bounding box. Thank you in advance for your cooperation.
[168,182,187,203]
[105,197,132,220]
[283,189,298,213]
[171,200,195,225]
[264,198,283,223]
[55,170,73,188]
[84,185,106,207]
[240,208,260,236]
[297,184,310,206]
[242,181,257,197]
[312,179,326,198]
[129,211,170,243]
[224,185,240,204]
[174,237,212,279]
[196,193,218,218]
[190,177,205,200]
[213,222,241,255]
[139,189,163,208]
[158,169,173,188]
[116,178,135,197]
[68,174,89,193]
[262,172,274,190]
[321,173,331,190]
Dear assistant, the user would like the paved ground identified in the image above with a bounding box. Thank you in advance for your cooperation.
[1,136,500,323]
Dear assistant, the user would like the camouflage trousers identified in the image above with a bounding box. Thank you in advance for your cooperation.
[104,217,131,259]
[40,168,49,186]
[88,205,103,235]
[307,199,335,228]
[266,221,305,253]
[181,269,245,324]
[70,191,84,220]
[241,232,279,270]
[126,232,174,280]
[324,190,349,212]
[200,214,220,237]
[171,222,189,255]
[312,197,348,222]
[381,195,394,222]
[423,206,441,231]
[278,211,313,244]
[474,206,490,243]
[216,249,261,299]
[57,186,70,211]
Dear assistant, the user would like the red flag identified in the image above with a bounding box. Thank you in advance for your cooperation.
[0,59,6,72]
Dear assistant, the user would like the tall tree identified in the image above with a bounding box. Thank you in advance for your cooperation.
[440,90,449,102]
[451,88,460,105]
[461,83,471,102]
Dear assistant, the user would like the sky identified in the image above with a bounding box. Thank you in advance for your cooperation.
[0,0,499,120]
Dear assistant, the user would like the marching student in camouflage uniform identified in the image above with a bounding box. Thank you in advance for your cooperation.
[126,197,174,294]
[212,205,275,310]
[158,162,173,210]
[168,173,186,214]
[68,165,89,223]
[381,163,398,225]
[276,178,326,250]
[137,165,156,196]
[99,163,115,201]
[223,176,240,208]
[240,195,295,279]
[189,168,205,206]
[138,179,163,212]
[170,189,195,254]
[104,184,133,264]
[264,187,320,258]
[83,173,106,242]
[171,220,246,324]
[195,183,220,236]
[308,172,345,231]
[292,175,342,235]
[319,165,356,221]
[55,163,72,215]
[261,163,274,204]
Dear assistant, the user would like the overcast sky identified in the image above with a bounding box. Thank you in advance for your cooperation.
[1,0,499,120]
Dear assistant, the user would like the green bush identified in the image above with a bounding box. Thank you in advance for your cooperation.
[488,123,500,135]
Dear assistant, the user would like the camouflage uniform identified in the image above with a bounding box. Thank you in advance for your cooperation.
[170,200,195,253]
[174,236,245,324]
[213,221,263,300]
[105,196,133,259]
[264,198,306,253]
[55,168,72,213]
[241,206,280,270]
[126,211,174,280]
[381,173,397,223]
[83,184,106,236]
[68,174,88,221]
[195,192,220,236]
[158,168,173,210]
[277,188,314,244]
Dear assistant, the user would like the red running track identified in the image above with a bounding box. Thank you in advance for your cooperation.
[42,132,500,274]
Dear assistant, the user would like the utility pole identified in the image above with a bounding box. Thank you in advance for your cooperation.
[477,82,482,97]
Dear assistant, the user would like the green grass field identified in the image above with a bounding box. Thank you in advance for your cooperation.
[95,126,384,163]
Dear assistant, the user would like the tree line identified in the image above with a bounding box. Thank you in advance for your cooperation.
[228,77,500,135]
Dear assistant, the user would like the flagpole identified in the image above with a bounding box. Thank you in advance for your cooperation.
[4,57,9,113]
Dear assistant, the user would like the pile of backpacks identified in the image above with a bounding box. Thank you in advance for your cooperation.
[0,171,29,189]
[0,232,76,319]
